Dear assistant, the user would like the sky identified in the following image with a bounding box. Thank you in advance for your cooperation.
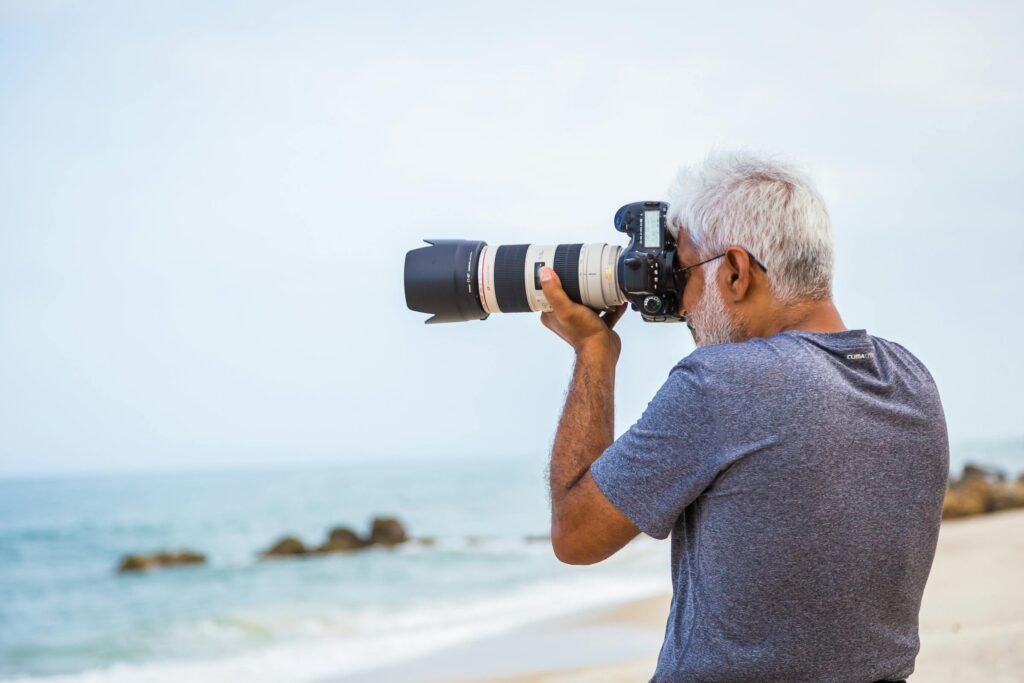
[1,1,1022,477]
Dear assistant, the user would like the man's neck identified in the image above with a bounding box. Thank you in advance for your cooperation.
[753,299,848,338]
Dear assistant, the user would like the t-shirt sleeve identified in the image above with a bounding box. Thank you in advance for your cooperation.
[589,358,723,540]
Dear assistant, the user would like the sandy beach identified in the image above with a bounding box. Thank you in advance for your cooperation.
[337,508,1024,683]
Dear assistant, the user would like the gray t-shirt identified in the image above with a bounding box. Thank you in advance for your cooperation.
[590,329,948,683]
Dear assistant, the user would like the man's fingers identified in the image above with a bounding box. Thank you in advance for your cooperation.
[539,267,570,309]
[601,303,628,330]
[538,267,573,312]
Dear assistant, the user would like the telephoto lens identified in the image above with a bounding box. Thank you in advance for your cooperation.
[404,241,625,324]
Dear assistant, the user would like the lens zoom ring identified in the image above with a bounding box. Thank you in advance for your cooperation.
[553,244,583,304]
[494,244,531,313]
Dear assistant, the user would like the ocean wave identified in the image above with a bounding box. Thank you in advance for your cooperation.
[7,553,669,683]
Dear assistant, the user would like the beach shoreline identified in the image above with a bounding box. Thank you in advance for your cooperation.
[331,508,1024,683]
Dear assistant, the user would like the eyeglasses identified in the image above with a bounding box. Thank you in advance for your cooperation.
[678,248,769,283]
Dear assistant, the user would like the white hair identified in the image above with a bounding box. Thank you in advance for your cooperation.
[666,151,834,304]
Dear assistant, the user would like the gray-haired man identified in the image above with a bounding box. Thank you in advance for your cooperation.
[539,152,948,682]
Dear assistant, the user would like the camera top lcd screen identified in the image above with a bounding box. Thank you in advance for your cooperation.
[643,209,661,248]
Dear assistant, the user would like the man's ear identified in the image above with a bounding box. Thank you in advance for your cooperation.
[723,245,753,302]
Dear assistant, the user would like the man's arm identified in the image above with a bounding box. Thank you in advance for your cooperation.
[538,268,640,565]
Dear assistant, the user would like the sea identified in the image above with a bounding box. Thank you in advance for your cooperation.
[2,440,1021,683]
[0,457,669,683]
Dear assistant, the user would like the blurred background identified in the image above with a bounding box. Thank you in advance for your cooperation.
[1,1,1021,681]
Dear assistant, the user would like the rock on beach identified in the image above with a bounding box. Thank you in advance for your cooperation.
[943,464,1024,520]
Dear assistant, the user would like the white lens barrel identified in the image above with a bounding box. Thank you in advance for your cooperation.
[477,243,624,314]
[579,243,624,311]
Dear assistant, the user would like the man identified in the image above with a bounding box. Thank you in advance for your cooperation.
[538,152,949,683]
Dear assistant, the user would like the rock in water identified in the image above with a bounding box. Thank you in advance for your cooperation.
[158,550,205,565]
[318,527,367,553]
[119,555,153,572]
[261,536,308,558]
[118,550,206,573]
[368,517,408,546]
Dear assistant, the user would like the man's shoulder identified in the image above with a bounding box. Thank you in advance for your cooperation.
[670,334,795,379]
[868,333,941,389]
[669,330,942,398]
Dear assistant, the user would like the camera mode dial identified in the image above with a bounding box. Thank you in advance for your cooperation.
[642,296,663,314]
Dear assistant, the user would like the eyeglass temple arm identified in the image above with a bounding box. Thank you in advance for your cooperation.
[746,250,769,273]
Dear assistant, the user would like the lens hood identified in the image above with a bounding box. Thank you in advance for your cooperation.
[404,239,488,324]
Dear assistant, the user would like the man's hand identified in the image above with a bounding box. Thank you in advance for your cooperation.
[538,267,628,358]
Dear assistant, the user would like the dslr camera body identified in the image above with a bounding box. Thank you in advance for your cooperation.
[613,201,684,321]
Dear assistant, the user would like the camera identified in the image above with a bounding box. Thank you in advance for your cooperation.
[404,201,685,324]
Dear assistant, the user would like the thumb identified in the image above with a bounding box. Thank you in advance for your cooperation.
[538,267,572,312]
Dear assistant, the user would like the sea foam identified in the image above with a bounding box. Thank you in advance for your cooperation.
[9,567,668,683]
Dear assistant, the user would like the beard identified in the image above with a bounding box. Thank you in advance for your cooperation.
[686,262,740,347]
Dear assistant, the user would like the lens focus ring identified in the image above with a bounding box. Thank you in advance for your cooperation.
[553,244,583,305]
[493,245,531,313]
